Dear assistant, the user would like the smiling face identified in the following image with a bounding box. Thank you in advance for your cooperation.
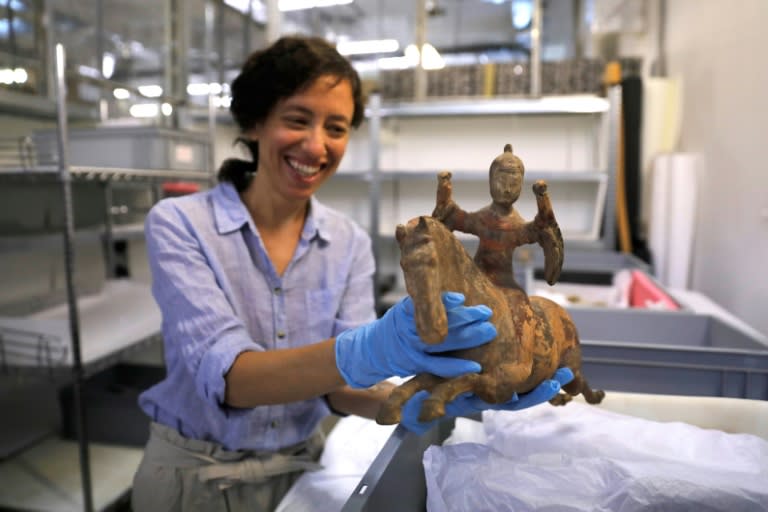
[245,74,354,204]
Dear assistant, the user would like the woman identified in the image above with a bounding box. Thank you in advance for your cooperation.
[132,35,570,511]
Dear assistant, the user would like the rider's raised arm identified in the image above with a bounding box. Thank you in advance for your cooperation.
[530,180,564,285]
[433,171,468,231]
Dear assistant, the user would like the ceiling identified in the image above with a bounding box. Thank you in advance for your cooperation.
[2,0,651,100]
[43,0,586,85]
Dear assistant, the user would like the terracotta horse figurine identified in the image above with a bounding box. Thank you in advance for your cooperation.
[376,145,605,425]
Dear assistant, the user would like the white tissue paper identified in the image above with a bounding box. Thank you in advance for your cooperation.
[424,403,768,512]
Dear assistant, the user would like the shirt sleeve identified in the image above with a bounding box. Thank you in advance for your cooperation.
[145,200,258,409]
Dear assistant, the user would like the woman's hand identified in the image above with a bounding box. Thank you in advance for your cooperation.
[399,368,575,435]
[335,292,497,389]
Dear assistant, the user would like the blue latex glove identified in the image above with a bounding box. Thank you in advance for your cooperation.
[400,367,575,435]
[335,292,497,388]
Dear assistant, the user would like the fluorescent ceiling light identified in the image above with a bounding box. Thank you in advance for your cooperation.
[377,56,411,70]
[224,0,267,23]
[279,0,353,12]
[113,88,131,100]
[213,95,232,108]
[138,84,163,98]
[337,39,399,56]
[129,103,159,118]
[102,53,115,79]
[403,43,444,70]
[77,64,101,79]
[187,82,223,96]
[404,44,421,66]
[225,0,351,17]
[13,67,27,83]
[377,43,444,71]
[511,0,533,29]
[0,67,27,84]
[420,43,445,70]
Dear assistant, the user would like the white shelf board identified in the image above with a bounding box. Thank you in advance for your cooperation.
[0,165,212,181]
[0,437,142,512]
[0,223,147,250]
[0,228,103,251]
[0,89,98,121]
[0,279,161,370]
[369,95,610,118]
[110,222,145,240]
[360,170,607,182]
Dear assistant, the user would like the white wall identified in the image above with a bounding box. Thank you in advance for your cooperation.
[665,0,768,336]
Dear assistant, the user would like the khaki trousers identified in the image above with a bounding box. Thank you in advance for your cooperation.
[131,422,325,512]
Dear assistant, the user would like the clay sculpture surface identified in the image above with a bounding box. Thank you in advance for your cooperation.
[377,144,605,425]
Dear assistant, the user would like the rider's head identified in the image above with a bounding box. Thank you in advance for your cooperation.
[489,144,525,207]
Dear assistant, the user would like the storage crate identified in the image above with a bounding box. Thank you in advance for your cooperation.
[342,392,768,512]
[32,125,211,171]
[572,307,768,400]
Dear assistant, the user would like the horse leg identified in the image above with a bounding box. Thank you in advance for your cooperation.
[419,373,483,422]
[549,345,605,406]
[376,373,444,425]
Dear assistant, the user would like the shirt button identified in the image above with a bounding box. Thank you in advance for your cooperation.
[270,420,280,428]
[277,331,286,339]
[273,287,282,295]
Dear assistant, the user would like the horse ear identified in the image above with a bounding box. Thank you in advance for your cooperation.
[395,224,406,243]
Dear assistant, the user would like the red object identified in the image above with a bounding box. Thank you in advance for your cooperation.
[162,181,201,197]
[629,270,680,310]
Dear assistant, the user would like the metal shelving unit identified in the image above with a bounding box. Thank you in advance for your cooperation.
[0,45,213,512]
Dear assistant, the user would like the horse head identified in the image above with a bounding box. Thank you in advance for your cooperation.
[395,216,449,344]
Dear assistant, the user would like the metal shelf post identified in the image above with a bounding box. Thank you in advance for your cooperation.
[54,43,94,512]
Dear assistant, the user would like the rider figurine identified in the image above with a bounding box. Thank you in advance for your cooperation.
[432,143,564,291]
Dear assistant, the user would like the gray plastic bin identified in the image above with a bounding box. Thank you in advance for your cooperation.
[572,307,768,400]
[32,125,210,171]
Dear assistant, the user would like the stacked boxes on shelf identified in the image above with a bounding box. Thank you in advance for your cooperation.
[494,61,531,96]
[376,57,642,101]
[426,65,485,97]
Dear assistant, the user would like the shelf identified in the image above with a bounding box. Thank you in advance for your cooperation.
[333,171,373,182]
[369,95,610,118]
[0,279,161,378]
[72,166,213,182]
[0,228,103,251]
[0,437,142,512]
[0,165,213,182]
[110,222,146,241]
[0,224,145,252]
[0,89,99,121]
[363,169,607,183]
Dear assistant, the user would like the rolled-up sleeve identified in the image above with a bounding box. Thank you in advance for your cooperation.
[145,201,257,408]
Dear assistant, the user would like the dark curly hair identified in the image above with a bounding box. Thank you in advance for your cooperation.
[218,35,365,191]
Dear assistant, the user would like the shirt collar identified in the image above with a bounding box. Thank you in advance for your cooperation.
[212,182,332,244]
[212,182,250,234]
[305,196,332,244]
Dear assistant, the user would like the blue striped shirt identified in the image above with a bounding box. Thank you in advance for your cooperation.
[138,181,376,451]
